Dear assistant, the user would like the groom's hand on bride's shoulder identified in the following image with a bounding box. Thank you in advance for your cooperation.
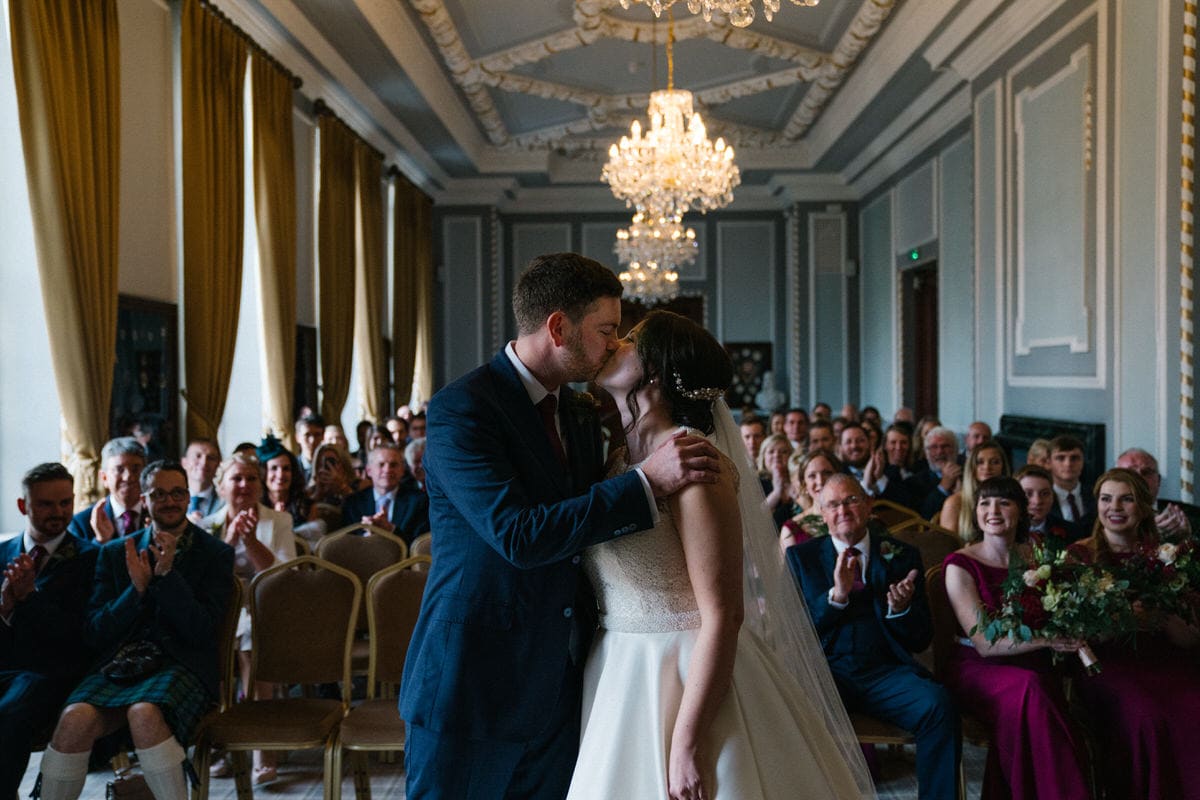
[642,431,721,497]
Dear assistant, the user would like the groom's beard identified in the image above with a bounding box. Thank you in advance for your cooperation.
[563,328,608,383]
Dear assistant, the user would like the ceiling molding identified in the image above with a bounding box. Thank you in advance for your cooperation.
[944,0,1069,80]
[221,0,448,189]
[485,183,792,214]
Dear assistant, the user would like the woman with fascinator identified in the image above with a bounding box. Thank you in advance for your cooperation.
[567,311,873,800]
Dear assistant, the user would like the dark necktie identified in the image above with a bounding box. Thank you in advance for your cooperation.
[537,395,568,469]
[188,495,202,514]
[119,509,137,536]
[847,545,866,593]
[1066,493,1081,522]
[28,544,47,575]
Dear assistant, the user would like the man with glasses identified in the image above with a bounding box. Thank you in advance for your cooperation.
[1115,448,1198,538]
[787,474,959,800]
[36,461,233,800]
[68,437,149,543]
[904,427,963,519]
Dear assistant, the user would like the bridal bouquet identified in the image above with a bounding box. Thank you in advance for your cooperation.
[1111,539,1200,627]
[973,541,1133,674]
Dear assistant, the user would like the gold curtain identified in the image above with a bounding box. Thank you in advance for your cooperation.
[317,113,357,422]
[181,0,248,440]
[353,142,386,423]
[10,0,120,507]
[392,177,434,408]
[250,55,298,448]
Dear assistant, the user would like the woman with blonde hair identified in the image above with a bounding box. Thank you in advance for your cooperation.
[939,439,1010,538]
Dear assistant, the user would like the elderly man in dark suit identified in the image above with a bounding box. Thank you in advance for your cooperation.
[341,442,429,545]
[0,463,98,798]
[1115,447,1200,537]
[904,426,964,519]
[399,253,718,800]
[788,474,959,799]
[68,437,149,543]
[37,461,233,800]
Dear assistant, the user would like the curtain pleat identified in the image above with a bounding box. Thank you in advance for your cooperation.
[181,0,247,440]
[392,177,433,408]
[412,192,435,406]
[250,55,298,448]
[353,142,386,423]
[317,113,357,422]
[10,0,120,507]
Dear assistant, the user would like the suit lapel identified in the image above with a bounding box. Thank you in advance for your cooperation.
[488,352,571,494]
[559,386,601,492]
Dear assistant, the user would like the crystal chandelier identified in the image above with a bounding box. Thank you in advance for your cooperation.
[614,211,698,306]
[619,0,819,28]
[602,13,740,221]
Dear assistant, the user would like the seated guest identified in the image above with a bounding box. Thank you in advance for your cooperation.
[910,416,942,473]
[257,436,309,523]
[364,425,391,453]
[883,423,915,481]
[408,413,427,440]
[343,443,429,545]
[405,437,427,492]
[384,415,409,446]
[1025,438,1052,470]
[182,439,223,523]
[838,403,859,423]
[199,452,295,783]
[860,418,881,452]
[831,416,849,441]
[768,410,786,436]
[780,450,842,551]
[939,439,1009,537]
[1065,468,1200,800]
[739,415,767,464]
[1115,447,1197,537]
[757,434,795,527]
[37,461,234,800]
[807,419,836,454]
[1048,435,1095,531]
[294,413,325,479]
[307,442,356,514]
[812,401,832,421]
[904,427,963,520]
[961,421,993,462]
[323,424,351,451]
[352,420,372,463]
[1016,465,1082,544]
[942,477,1090,800]
[840,423,911,507]
[860,405,882,429]
[893,406,915,425]
[69,437,149,543]
[0,464,98,799]
[783,407,809,451]
[788,475,959,799]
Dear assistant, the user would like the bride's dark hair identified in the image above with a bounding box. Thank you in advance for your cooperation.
[625,310,733,435]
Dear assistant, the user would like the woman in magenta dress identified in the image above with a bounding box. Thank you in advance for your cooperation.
[1066,468,1200,800]
[942,476,1091,800]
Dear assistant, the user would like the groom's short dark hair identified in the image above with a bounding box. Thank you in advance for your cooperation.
[513,253,623,335]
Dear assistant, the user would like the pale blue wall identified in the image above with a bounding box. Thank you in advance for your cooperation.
[859,196,894,411]
[939,135,975,431]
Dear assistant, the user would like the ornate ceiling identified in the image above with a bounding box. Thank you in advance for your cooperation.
[222,0,993,207]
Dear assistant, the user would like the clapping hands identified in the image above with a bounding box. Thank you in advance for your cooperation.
[1,553,37,614]
[224,508,259,547]
[90,500,116,543]
[886,569,919,614]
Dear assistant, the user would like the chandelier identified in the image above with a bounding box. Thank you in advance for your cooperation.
[601,13,740,221]
[614,211,697,306]
[619,0,819,28]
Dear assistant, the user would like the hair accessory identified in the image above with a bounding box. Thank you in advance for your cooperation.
[672,371,725,402]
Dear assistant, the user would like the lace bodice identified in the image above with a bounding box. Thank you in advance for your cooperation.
[582,445,717,633]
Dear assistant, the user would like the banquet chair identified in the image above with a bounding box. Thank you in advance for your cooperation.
[191,556,361,800]
[329,556,430,800]
[409,531,432,570]
[871,498,922,529]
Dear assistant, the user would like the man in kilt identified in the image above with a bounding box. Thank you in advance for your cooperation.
[36,461,234,800]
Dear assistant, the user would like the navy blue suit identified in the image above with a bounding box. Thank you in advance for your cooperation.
[68,498,150,543]
[340,478,429,546]
[904,468,953,519]
[399,351,655,800]
[0,532,97,796]
[87,524,234,700]
[788,533,959,799]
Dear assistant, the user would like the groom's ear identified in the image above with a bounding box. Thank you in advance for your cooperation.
[546,310,568,346]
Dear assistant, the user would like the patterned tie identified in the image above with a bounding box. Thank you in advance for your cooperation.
[847,545,867,593]
[1066,493,1081,523]
[119,510,137,536]
[537,395,568,469]
[28,544,47,575]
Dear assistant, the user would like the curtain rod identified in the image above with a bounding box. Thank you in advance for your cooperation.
[201,0,303,90]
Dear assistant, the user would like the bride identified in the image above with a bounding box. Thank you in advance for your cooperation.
[568,310,874,799]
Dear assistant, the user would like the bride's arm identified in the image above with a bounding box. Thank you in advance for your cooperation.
[667,471,744,800]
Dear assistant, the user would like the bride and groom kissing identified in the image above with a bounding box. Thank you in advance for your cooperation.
[398,252,873,799]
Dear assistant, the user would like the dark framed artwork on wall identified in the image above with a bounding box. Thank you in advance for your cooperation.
[294,324,318,419]
[724,342,773,414]
[110,295,179,459]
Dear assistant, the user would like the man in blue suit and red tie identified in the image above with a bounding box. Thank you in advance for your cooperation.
[399,253,719,799]
[67,437,149,543]
[0,463,97,797]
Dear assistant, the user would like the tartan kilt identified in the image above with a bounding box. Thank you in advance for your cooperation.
[67,662,212,745]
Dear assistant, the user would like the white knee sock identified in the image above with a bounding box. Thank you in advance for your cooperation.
[36,746,89,800]
[136,738,187,800]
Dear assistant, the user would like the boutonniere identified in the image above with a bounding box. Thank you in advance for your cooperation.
[879,540,898,562]
[567,391,599,422]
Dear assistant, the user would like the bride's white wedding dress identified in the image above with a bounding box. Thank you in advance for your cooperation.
[566,442,868,800]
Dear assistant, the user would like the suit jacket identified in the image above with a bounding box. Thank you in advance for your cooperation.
[904,468,953,519]
[0,532,98,678]
[787,531,932,674]
[189,490,223,520]
[399,350,655,742]
[86,524,234,699]
[845,464,913,508]
[341,479,429,545]
[1048,488,1096,533]
[68,498,150,543]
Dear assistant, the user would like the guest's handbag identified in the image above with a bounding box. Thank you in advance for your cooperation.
[101,640,165,685]
[106,766,153,800]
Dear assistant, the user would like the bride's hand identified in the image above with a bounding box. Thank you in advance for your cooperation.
[668,742,707,800]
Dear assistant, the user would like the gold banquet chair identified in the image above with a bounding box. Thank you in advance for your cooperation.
[191,556,361,800]
[330,555,431,800]
[409,531,432,569]
[871,498,922,530]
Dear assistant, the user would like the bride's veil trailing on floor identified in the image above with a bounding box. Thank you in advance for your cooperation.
[712,399,877,798]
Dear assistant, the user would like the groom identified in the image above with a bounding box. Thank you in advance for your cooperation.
[399,253,719,799]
